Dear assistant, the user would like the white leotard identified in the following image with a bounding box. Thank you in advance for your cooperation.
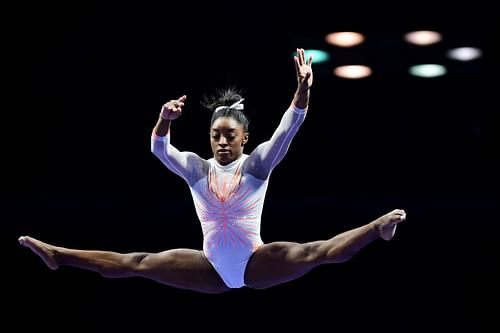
[151,105,307,287]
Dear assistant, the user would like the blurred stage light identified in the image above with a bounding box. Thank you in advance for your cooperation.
[409,64,447,77]
[446,47,482,61]
[334,65,372,79]
[325,32,365,47]
[404,30,442,45]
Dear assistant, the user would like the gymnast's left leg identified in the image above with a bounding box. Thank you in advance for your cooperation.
[18,236,230,293]
[244,209,406,289]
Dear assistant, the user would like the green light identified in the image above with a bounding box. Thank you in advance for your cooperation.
[293,49,330,64]
[409,64,447,78]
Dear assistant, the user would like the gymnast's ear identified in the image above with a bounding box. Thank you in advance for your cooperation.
[242,132,249,146]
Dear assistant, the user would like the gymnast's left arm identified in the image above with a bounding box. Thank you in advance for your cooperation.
[244,48,313,179]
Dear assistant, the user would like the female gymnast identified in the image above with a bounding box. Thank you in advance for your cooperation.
[19,48,406,293]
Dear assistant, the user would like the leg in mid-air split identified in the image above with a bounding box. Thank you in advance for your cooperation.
[19,208,405,293]
[18,236,230,294]
[244,209,407,289]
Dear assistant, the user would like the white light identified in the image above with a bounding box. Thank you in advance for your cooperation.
[409,64,447,78]
[325,32,365,47]
[446,47,482,61]
[334,65,372,79]
[404,30,442,45]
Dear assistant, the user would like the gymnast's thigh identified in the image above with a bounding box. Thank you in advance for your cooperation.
[138,248,230,293]
[244,241,318,289]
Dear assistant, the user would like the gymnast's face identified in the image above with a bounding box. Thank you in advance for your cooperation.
[210,117,249,166]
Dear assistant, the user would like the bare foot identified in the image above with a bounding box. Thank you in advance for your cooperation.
[375,209,406,241]
[18,236,59,270]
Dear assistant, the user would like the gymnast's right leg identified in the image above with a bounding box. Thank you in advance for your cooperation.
[18,236,229,294]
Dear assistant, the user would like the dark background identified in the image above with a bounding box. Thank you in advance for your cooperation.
[3,0,498,332]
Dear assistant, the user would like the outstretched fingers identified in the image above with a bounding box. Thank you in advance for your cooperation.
[297,48,313,66]
[297,48,304,65]
[294,48,313,90]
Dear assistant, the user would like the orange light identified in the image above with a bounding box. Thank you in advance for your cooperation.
[404,30,442,45]
[325,32,365,47]
[334,65,372,79]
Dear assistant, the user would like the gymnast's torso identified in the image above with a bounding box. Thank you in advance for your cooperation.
[189,155,266,260]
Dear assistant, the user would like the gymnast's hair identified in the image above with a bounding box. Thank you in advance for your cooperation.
[201,87,250,132]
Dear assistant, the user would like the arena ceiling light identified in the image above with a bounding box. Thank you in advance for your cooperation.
[404,30,442,45]
[446,47,483,61]
[325,32,365,47]
[409,64,447,77]
[333,65,372,79]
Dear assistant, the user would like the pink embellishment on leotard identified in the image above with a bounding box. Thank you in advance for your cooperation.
[198,181,260,251]
[208,163,242,203]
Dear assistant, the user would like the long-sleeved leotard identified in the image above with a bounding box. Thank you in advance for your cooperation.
[151,105,307,288]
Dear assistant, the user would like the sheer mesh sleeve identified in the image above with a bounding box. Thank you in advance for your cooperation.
[244,105,307,179]
[151,133,207,185]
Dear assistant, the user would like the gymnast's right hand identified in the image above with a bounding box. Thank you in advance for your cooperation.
[160,95,187,120]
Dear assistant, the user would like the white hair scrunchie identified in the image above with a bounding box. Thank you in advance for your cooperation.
[214,98,245,113]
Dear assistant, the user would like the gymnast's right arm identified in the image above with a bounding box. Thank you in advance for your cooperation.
[150,95,206,185]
